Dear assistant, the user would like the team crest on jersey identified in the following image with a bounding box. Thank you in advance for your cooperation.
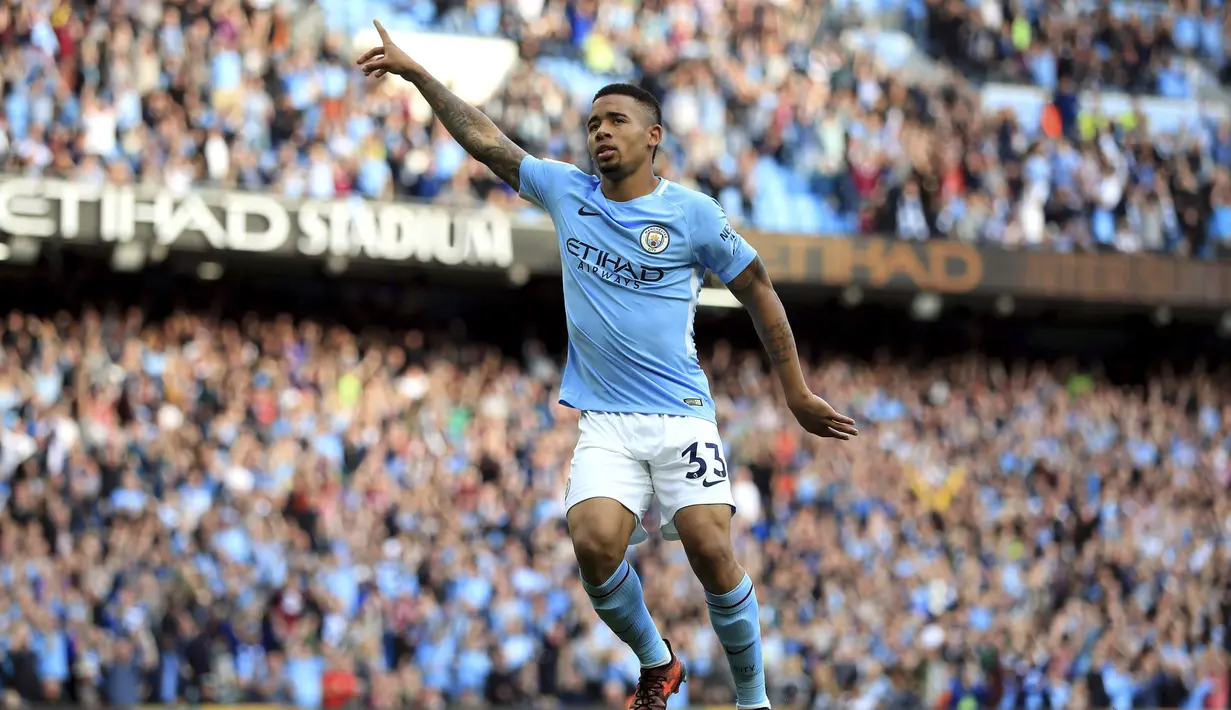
[639,225,670,254]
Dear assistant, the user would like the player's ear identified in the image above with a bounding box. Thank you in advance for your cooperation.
[648,123,663,153]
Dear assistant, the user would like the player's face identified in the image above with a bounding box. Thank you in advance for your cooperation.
[586,95,661,177]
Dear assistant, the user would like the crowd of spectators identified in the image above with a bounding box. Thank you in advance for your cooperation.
[923,0,1228,97]
[1,0,1230,252]
[1,305,1231,710]
[2,1,1231,707]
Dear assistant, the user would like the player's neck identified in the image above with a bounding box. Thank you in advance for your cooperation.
[599,168,660,203]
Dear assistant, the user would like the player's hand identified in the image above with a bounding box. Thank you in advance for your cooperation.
[788,393,858,440]
[356,20,422,80]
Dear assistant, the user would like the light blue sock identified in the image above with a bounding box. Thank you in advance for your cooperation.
[706,574,770,709]
[582,560,671,668]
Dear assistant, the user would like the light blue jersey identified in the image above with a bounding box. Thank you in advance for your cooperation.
[519,155,757,422]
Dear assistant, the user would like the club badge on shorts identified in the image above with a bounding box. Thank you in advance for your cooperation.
[639,225,670,254]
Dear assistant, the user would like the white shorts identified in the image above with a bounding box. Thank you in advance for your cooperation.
[565,411,737,545]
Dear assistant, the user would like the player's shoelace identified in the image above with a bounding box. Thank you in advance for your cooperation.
[629,674,673,709]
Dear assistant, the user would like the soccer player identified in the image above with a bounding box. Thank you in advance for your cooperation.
[358,22,858,710]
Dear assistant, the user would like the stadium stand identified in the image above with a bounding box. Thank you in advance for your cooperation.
[2,0,1231,708]
[2,0,1230,247]
[921,0,1228,97]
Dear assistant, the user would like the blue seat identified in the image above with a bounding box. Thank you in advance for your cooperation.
[786,169,810,196]
[753,193,792,232]
[817,203,849,235]
[751,159,784,195]
[784,195,815,233]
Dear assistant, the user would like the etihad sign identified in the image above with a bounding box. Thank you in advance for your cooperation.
[0,177,515,268]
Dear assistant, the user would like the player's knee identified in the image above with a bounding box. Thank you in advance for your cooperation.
[571,529,627,584]
[568,498,637,583]
[677,517,740,590]
[674,506,733,562]
[570,521,630,584]
[682,534,735,572]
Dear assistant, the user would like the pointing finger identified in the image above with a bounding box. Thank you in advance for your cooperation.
[373,19,391,42]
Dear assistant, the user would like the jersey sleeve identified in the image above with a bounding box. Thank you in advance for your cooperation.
[691,199,757,284]
[518,155,581,211]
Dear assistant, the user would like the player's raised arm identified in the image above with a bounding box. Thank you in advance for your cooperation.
[726,258,858,440]
[356,20,528,190]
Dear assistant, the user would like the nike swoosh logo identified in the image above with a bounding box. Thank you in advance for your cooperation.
[578,206,602,217]
[702,479,724,488]
[724,640,757,655]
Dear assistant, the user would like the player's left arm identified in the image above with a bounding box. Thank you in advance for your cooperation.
[693,201,857,440]
[726,258,857,440]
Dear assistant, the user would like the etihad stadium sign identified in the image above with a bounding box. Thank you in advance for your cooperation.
[0,177,516,268]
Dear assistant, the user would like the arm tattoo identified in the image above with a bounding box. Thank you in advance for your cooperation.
[760,320,797,367]
[737,260,797,366]
[729,256,808,399]
[409,70,527,190]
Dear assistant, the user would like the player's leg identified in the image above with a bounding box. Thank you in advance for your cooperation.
[565,414,672,671]
[652,419,770,710]
[567,497,673,670]
[673,504,769,709]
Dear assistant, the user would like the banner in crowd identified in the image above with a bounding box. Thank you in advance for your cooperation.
[3,176,1231,308]
[0,177,517,269]
[755,235,1231,308]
